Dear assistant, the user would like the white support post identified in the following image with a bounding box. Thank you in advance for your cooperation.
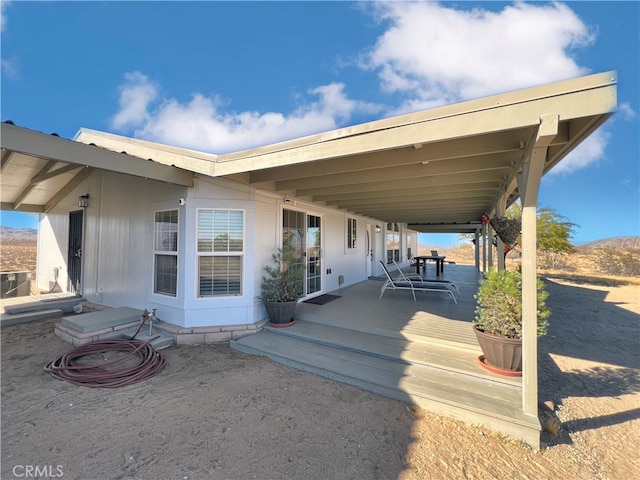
[487,224,494,269]
[496,197,507,271]
[518,114,558,427]
[474,229,480,270]
[521,204,538,415]
[482,223,487,272]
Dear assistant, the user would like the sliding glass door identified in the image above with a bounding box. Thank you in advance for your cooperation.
[283,209,322,298]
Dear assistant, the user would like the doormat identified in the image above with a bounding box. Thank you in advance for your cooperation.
[303,294,341,305]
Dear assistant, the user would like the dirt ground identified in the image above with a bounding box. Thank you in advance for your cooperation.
[1,276,638,480]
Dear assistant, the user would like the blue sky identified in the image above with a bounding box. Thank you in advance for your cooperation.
[1,1,638,245]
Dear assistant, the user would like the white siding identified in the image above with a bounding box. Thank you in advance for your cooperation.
[37,171,387,329]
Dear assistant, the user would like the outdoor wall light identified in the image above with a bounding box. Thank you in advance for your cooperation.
[78,194,89,208]
[375,225,382,233]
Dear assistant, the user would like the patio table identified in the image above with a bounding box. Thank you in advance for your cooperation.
[413,255,446,277]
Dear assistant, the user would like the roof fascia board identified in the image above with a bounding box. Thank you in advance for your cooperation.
[75,128,217,176]
[217,71,616,163]
[212,78,616,177]
[214,71,617,176]
[1,123,193,187]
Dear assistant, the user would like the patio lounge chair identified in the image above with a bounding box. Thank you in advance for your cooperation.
[391,260,460,296]
[378,261,457,303]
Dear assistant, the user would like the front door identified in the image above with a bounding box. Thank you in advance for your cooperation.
[365,224,373,278]
[283,208,322,298]
[68,210,83,294]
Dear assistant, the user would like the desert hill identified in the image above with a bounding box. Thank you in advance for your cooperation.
[0,226,37,243]
[581,236,640,250]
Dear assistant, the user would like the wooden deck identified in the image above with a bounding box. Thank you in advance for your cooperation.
[232,264,542,447]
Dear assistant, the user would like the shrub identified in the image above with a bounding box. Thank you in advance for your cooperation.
[261,246,304,302]
[474,269,550,339]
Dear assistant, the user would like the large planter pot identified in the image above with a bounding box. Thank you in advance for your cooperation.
[264,300,297,327]
[473,324,522,375]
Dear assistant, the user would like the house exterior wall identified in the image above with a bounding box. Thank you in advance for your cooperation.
[37,170,186,310]
[38,169,387,330]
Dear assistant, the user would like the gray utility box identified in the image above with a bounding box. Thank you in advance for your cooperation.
[1,271,32,298]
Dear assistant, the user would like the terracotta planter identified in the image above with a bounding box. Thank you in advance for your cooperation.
[264,300,297,327]
[473,324,522,373]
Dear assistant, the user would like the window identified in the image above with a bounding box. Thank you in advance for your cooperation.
[197,209,244,297]
[347,217,357,249]
[154,210,178,296]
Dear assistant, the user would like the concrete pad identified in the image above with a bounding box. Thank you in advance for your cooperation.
[1,309,64,327]
[61,307,142,333]
[4,297,84,315]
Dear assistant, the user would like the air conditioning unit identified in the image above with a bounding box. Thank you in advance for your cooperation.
[1,271,32,298]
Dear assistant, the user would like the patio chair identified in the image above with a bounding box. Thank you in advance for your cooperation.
[378,261,457,303]
[391,260,460,297]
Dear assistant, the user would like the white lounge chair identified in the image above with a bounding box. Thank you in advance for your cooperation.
[391,260,460,296]
[379,261,457,303]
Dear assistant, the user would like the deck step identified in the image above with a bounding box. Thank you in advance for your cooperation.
[294,310,481,353]
[262,320,517,386]
[231,323,540,445]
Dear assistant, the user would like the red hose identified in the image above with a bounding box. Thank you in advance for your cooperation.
[44,338,166,388]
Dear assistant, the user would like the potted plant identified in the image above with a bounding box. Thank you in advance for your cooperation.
[473,269,550,375]
[261,246,304,327]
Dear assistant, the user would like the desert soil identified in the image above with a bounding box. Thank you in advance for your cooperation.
[1,242,639,479]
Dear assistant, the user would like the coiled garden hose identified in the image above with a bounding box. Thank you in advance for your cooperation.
[44,316,166,388]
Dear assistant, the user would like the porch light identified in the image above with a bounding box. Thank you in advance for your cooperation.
[78,194,89,208]
[375,225,381,233]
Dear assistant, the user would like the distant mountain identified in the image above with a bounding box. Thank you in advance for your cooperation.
[0,226,37,242]
[581,236,640,250]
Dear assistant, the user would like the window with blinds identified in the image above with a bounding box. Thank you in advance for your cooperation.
[347,217,357,250]
[197,209,244,297]
[154,210,178,296]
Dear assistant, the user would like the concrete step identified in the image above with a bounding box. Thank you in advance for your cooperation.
[61,307,142,333]
[120,326,176,351]
[231,325,540,446]
[3,296,84,315]
[1,309,64,327]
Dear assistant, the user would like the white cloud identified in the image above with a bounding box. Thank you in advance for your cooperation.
[1,0,10,33]
[547,129,610,176]
[110,71,158,130]
[110,0,608,169]
[364,1,594,112]
[112,73,379,153]
[1,1,18,79]
[618,102,636,120]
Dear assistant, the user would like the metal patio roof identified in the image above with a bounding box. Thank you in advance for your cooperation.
[1,71,616,230]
